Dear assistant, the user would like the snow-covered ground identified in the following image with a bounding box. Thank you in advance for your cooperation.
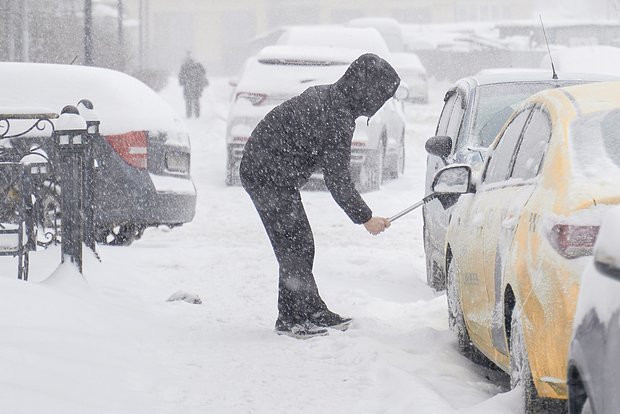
[0,77,525,413]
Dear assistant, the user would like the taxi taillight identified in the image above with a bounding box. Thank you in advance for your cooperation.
[548,224,599,259]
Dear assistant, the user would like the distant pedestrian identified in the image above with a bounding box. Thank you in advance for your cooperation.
[240,53,400,339]
[179,54,208,118]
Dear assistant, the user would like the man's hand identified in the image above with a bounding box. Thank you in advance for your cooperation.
[363,217,391,235]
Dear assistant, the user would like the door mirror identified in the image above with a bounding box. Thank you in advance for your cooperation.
[425,135,452,160]
[394,84,409,101]
[431,164,472,194]
[388,165,472,221]
[594,208,620,280]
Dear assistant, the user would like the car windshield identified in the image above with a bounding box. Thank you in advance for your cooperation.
[570,108,620,181]
[472,82,575,148]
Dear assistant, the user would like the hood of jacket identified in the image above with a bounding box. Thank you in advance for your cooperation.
[334,53,401,118]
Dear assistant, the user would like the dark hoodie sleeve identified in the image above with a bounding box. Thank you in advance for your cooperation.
[321,115,372,224]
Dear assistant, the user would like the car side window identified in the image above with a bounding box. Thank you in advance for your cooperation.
[446,93,465,147]
[483,109,532,184]
[510,107,552,180]
[436,91,457,135]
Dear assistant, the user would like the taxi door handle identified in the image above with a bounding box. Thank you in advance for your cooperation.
[502,217,517,231]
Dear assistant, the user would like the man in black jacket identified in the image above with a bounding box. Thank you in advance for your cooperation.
[178,54,208,118]
[240,53,400,338]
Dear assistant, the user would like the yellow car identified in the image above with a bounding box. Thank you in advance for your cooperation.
[439,81,620,412]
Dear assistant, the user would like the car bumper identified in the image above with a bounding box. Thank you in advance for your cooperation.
[92,145,197,227]
[93,173,196,226]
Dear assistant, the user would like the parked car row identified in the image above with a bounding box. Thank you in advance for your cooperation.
[0,62,196,246]
[226,26,408,192]
[424,79,620,413]
[423,71,615,291]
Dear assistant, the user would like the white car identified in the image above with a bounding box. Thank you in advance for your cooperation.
[346,18,428,103]
[226,27,406,191]
[389,52,428,103]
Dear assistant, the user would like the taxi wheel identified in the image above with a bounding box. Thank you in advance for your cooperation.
[447,259,492,367]
[509,310,567,413]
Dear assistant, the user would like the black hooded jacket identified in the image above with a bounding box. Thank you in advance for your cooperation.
[239,53,401,224]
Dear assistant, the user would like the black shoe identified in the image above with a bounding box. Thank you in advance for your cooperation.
[274,319,328,339]
[308,310,353,331]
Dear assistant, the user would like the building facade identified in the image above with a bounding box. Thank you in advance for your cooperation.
[124,0,534,75]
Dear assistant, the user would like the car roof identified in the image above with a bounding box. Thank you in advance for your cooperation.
[237,48,351,95]
[530,80,620,115]
[277,26,391,58]
[0,62,185,136]
[257,45,365,65]
[462,71,618,87]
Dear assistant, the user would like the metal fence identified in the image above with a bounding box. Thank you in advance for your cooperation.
[0,102,100,280]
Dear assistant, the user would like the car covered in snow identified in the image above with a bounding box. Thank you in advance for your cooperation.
[435,81,620,412]
[423,71,614,291]
[0,62,196,245]
[226,26,407,191]
[568,206,620,414]
[346,18,427,103]
[388,52,428,103]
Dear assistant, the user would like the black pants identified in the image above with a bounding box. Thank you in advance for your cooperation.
[241,179,328,323]
[184,93,200,118]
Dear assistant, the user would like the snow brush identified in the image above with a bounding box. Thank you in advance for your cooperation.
[388,191,465,223]
[388,194,434,223]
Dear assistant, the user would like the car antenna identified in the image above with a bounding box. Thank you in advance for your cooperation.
[539,15,558,80]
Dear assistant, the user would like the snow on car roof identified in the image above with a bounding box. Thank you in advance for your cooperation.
[0,62,186,136]
[257,45,366,66]
[236,49,351,97]
[464,70,617,87]
[389,52,426,73]
[548,80,620,115]
[277,26,391,58]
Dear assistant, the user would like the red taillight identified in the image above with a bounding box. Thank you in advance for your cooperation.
[548,224,600,259]
[105,131,148,169]
[351,141,366,147]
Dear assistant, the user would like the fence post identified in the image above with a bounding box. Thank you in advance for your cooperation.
[53,105,88,273]
[77,99,99,253]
